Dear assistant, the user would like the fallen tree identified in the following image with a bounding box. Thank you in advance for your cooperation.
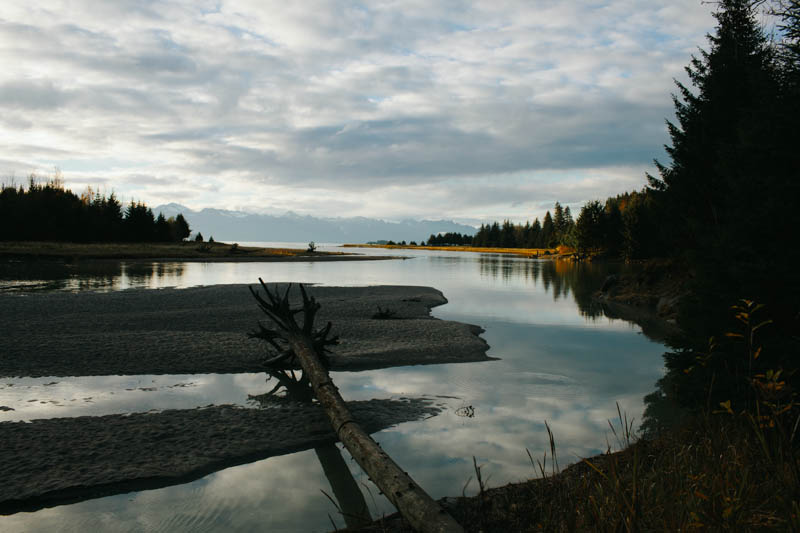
[249,280,464,533]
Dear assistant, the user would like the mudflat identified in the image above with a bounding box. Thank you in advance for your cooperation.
[0,284,491,377]
[0,283,491,514]
[0,398,441,514]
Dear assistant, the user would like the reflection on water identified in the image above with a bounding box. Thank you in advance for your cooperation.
[0,260,186,293]
[476,255,627,320]
[0,246,666,532]
[251,368,372,529]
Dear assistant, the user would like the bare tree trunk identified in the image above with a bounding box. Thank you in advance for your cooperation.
[250,282,464,533]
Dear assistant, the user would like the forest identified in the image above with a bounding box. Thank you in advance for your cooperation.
[0,177,191,243]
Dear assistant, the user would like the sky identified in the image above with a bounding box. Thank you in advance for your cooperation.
[0,0,719,225]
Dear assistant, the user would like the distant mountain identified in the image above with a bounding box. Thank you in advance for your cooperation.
[153,203,477,244]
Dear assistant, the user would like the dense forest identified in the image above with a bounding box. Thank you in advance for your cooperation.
[0,177,191,243]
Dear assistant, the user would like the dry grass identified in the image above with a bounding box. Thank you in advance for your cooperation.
[0,241,344,260]
[342,243,561,257]
[347,407,799,532]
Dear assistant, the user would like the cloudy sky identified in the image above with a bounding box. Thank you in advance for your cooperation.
[0,1,718,225]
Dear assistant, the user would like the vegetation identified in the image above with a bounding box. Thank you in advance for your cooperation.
[0,241,327,260]
[375,402,798,531]
[0,175,190,243]
[354,302,798,531]
[352,2,800,530]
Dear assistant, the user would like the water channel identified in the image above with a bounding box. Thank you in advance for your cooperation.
[0,245,667,532]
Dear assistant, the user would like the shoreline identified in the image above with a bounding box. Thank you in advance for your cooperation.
[343,243,566,258]
[0,241,400,262]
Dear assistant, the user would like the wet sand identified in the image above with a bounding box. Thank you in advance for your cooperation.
[0,284,491,514]
[0,284,492,377]
[0,398,440,514]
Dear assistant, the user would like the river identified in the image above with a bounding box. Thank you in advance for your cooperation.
[0,244,666,532]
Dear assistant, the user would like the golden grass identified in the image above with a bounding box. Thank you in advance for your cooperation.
[0,241,342,260]
[342,243,562,257]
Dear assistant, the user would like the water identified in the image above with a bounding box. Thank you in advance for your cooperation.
[0,245,666,532]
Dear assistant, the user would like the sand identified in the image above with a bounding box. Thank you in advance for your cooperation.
[0,398,440,514]
[0,284,491,377]
[0,283,491,514]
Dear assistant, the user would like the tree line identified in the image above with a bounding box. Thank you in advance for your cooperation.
[437,0,800,327]
[630,0,799,427]
[0,176,191,243]
[426,202,575,249]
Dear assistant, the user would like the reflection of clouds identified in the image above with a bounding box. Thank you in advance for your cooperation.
[1,250,669,531]
[0,450,353,532]
[0,373,270,422]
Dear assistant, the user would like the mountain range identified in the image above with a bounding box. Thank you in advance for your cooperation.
[153,203,477,244]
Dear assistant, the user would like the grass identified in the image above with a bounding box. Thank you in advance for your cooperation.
[342,243,564,257]
[348,405,799,532]
[0,240,348,260]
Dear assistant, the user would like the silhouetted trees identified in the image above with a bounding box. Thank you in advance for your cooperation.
[426,231,473,246]
[0,177,192,243]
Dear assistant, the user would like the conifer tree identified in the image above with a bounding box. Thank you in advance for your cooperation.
[553,202,566,237]
[648,0,778,253]
[541,211,555,248]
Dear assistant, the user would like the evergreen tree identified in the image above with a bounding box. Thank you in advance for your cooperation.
[155,213,172,242]
[527,218,542,248]
[575,201,605,252]
[172,214,191,241]
[500,220,515,247]
[563,206,574,230]
[648,0,778,252]
[602,198,624,255]
[541,211,555,248]
[488,222,501,247]
[553,201,566,237]
[647,0,800,332]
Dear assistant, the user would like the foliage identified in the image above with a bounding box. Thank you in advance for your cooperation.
[0,175,191,243]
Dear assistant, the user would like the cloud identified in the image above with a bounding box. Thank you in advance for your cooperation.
[0,0,717,221]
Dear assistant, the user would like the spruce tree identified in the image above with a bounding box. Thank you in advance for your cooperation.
[541,211,555,248]
[648,0,777,253]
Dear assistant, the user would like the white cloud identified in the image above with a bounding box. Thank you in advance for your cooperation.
[0,0,718,221]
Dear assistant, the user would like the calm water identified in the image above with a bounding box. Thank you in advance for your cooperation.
[0,245,666,532]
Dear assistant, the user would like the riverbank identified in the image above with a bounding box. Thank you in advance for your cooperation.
[593,258,690,324]
[348,409,796,531]
[0,241,399,262]
[343,243,563,258]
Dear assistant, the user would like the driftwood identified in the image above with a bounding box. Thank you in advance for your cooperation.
[249,280,464,533]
